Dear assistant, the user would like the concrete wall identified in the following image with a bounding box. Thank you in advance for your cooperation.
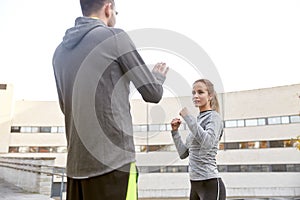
[138,172,300,199]
[9,133,67,147]
[223,84,300,119]
[131,96,197,125]
[0,156,55,195]
[224,123,300,142]
[0,84,14,153]
[217,148,300,165]
[12,100,64,126]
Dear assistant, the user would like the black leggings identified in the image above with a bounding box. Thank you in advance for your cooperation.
[190,178,226,200]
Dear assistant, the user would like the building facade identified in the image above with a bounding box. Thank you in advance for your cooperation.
[0,83,300,199]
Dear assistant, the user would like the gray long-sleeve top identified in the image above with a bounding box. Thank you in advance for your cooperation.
[171,110,223,181]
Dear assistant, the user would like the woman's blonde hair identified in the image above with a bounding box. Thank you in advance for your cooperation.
[193,79,220,113]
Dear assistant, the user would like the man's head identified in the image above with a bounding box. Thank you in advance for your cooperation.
[80,0,117,27]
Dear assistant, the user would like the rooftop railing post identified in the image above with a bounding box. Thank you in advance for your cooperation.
[60,169,64,200]
[50,168,55,198]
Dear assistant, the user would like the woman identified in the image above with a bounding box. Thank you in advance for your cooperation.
[170,79,226,200]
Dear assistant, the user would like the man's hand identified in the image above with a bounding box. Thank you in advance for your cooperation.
[152,62,169,77]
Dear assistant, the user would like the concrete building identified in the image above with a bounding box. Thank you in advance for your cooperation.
[0,83,300,199]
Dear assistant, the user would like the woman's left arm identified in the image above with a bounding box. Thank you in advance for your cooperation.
[180,108,222,148]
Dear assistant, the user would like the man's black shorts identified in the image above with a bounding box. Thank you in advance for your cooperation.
[66,163,137,200]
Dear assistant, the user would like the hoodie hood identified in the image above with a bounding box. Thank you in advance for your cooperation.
[62,17,106,49]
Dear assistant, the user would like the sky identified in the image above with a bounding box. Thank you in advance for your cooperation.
[0,0,299,101]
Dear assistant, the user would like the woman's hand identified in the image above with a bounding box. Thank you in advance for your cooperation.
[179,107,189,117]
[171,118,182,131]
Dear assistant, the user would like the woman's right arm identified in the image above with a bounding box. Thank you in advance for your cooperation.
[171,118,189,159]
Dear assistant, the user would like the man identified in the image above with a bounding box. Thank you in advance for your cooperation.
[52,0,168,199]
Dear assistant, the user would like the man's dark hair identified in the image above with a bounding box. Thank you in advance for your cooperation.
[80,0,114,16]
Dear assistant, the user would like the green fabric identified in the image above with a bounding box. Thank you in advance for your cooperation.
[126,162,137,200]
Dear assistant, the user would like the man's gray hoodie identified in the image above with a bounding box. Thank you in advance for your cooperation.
[53,17,165,178]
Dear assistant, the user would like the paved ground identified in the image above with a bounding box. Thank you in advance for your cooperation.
[0,178,54,200]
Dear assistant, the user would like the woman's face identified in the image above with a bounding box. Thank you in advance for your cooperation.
[192,81,212,111]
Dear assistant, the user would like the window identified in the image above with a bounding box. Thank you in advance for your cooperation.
[166,124,172,131]
[159,124,166,131]
[248,141,259,149]
[169,145,177,151]
[51,127,58,133]
[220,139,298,150]
[134,164,300,173]
[58,126,65,133]
[218,165,227,172]
[268,117,281,125]
[286,164,296,172]
[294,164,300,172]
[31,127,40,133]
[225,143,239,149]
[56,146,67,153]
[223,115,300,128]
[19,146,29,153]
[133,125,147,132]
[38,147,51,153]
[0,84,7,90]
[177,166,188,172]
[272,164,286,172]
[290,115,300,123]
[140,146,147,152]
[135,146,141,152]
[259,141,268,148]
[227,165,240,172]
[245,119,258,126]
[12,126,65,133]
[148,166,160,173]
[225,120,237,128]
[248,165,262,172]
[29,147,38,153]
[149,124,160,131]
[11,126,21,133]
[9,146,67,154]
[237,120,244,127]
[139,166,188,173]
[166,166,178,173]
[40,127,51,133]
[147,145,166,151]
[219,143,224,150]
[283,140,294,147]
[269,140,284,148]
[240,165,248,172]
[261,165,271,172]
[8,147,19,153]
[133,125,140,132]
[239,142,248,149]
[20,127,32,133]
[281,116,290,124]
[160,167,167,173]
[257,118,266,126]
[49,147,56,153]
